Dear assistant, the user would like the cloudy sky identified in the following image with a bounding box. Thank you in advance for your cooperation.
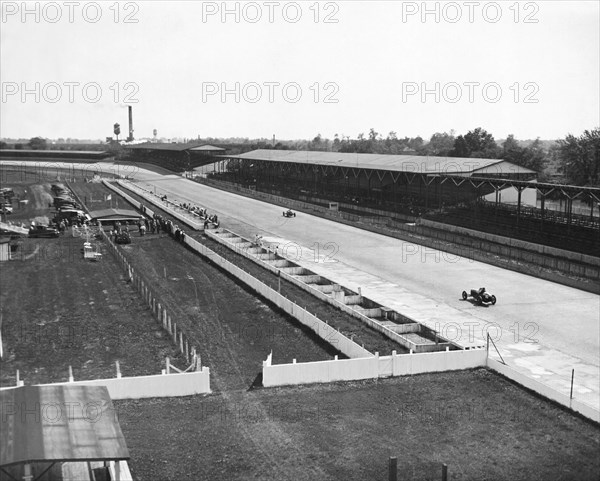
[1,1,598,142]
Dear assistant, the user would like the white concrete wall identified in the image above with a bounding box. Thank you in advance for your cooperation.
[207,229,460,353]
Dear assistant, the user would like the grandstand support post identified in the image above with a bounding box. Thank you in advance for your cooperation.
[517,187,522,229]
[388,457,397,481]
[540,192,545,233]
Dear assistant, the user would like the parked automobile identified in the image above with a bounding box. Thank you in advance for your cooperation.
[29,225,60,238]
[114,231,131,244]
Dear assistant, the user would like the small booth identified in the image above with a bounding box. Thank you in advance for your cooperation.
[1,385,132,481]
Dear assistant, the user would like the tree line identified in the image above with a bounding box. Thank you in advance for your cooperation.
[250,127,599,187]
[3,127,598,187]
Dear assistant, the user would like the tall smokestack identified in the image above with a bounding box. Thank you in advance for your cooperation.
[127,106,134,141]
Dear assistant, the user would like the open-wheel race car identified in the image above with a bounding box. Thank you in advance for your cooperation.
[462,287,497,305]
[282,209,296,218]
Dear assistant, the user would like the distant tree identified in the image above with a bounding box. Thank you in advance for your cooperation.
[418,131,455,156]
[502,134,522,161]
[408,136,424,151]
[0,141,7,149]
[450,128,499,158]
[520,138,548,173]
[28,137,47,150]
[14,143,23,150]
[556,128,600,186]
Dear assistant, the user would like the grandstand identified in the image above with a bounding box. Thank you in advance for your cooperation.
[207,149,599,256]
[123,143,225,171]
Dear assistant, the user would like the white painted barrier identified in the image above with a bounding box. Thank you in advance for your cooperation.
[0,368,211,400]
[262,349,487,387]
[207,229,460,352]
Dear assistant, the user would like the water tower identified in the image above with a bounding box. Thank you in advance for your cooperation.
[153,129,158,142]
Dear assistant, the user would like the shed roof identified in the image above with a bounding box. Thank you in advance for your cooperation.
[224,149,537,175]
[89,208,142,221]
[0,385,129,467]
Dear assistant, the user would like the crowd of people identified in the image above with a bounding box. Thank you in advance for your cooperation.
[179,201,219,228]
[133,214,187,243]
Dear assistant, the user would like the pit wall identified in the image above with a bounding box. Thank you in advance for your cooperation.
[0,369,211,400]
[262,349,487,387]
[183,236,373,359]
[195,178,599,292]
[114,179,205,229]
[206,229,456,353]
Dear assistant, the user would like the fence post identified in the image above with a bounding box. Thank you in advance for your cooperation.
[442,463,448,481]
[388,457,397,481]
[570,369,575,405]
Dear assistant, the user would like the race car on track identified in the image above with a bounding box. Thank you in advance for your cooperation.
[462,287,497,305]
[283,209,296,218]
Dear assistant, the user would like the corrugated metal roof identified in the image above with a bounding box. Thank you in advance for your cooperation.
[225,149,536,175]
[124,142,198,152]
[188,144,225,151]
[1,385,129,467]
[89,208,142,220]
[124,143,225,152]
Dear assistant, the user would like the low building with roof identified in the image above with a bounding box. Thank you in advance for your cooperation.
[0,384,131,481]
[88,208,143,224]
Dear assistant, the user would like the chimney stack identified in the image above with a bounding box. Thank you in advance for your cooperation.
[127,106,134,142]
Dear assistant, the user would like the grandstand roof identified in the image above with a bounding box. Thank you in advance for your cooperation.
[225,150,536,175]
[188,144,225,151]
[124,143,225,152]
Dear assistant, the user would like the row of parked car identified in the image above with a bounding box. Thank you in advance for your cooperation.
[50,184,89,225]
